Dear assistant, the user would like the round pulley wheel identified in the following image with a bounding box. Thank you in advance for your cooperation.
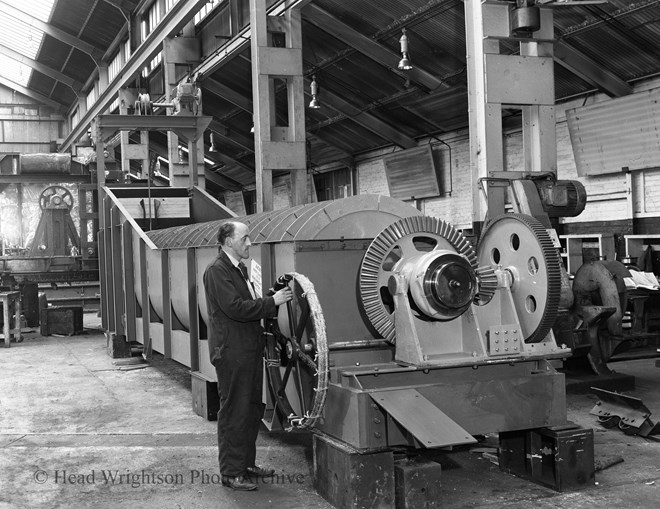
[39,185,74,211]
[264,272,328,430]
[476,213,561,344]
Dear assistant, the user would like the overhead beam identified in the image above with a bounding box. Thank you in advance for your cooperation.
[304,4,446,91]
[0,44,83,94]
[559,0,660,38]
[0,2,105,65]
[209,118,255,153]
[554,41,632,98]
[0,76,64,111]
[320,86,418,149]
[207,151,255,178]
[150,139,246,191]
[60,0,209,153]
[204,76,355,159]
[204,168,245,192]
[194,0,314,77]
[204,78,253,112]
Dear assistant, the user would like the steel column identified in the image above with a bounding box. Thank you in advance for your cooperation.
[250,0,308,212]
[187,247,200,372]
[122,222,137,343]
[465,1,557,229]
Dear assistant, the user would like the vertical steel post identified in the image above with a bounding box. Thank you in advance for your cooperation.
[250,0,308,212]
[465,1,556,231]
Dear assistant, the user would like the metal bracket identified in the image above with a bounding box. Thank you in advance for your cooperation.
[590,387,658,437]
[488,324,522,356]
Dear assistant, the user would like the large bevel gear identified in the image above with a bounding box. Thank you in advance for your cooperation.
[477,213,562,344]
[359,216,496,343]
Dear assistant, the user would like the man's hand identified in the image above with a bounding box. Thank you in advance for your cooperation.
[273,287,293,306]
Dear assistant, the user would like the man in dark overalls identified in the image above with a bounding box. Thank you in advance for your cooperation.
[203,221,292,491]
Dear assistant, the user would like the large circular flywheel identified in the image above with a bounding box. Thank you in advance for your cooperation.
[265,273,328,430]
[477,214,562,344]
[359,216,496,343]
[39,185,74,211]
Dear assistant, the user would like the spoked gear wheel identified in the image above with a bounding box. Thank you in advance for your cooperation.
[265,272,328,430]
[359,216,494,343]
[477,213,562,344]
[39,185,74,211]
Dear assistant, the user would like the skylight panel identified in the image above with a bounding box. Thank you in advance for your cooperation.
[0,0,56,86]
[0,55,33,87]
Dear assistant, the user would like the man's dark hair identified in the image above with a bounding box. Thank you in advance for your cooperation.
[217,222,236,246]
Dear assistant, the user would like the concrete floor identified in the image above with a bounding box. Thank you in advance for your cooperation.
[1,314,659,508]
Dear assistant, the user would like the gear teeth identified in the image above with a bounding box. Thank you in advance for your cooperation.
[474,265,498,305]
[476,213,561,343]
[359,215,477,343]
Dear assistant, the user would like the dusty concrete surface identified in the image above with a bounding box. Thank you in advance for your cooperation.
[1,314,659,508]
[0,314,330,509]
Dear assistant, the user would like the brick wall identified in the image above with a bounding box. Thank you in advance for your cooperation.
[222,78,660,233]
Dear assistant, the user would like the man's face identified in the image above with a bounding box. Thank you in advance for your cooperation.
[227,223,251,260]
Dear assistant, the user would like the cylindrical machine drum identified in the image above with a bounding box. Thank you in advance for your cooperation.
[20,153,71,174]
[144,195,423,339]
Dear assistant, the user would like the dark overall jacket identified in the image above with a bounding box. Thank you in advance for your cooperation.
[203,250,277,476]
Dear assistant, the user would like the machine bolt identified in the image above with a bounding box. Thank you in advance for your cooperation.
[374,367,379,372]
[513,329,518,333]
[472,351,478,357]
[374,432,382,439]
[505,330,509,334]
[495,331,500,335]
[355,362,360,366]
[505,348,508,351]
[423,354,429,361]
[374,417,381,424]
[505,339,508,343]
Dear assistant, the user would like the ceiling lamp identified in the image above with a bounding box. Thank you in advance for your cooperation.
[309,75,321,109]
[398,28,412,71]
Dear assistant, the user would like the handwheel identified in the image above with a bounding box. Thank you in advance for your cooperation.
[39,185,74,211]
[265,272,328,430]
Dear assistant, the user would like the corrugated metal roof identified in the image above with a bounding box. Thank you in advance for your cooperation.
[1,0,660,197]
[0,0,55,86]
